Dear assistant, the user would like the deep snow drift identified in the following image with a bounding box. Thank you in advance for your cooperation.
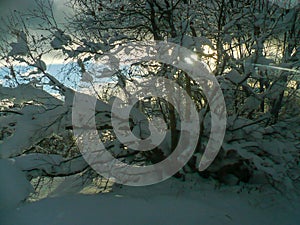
[1,175,299,225]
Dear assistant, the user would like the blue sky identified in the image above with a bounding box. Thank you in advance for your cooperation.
[0,63,80,90]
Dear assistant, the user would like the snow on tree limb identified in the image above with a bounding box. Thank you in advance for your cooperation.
[11,153,89,178]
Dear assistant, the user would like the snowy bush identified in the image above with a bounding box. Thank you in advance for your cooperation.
[0,0,299,201]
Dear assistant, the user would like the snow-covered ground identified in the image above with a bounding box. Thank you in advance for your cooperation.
[1,175,299,225]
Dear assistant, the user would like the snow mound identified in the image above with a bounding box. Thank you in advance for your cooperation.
[0,159,34,210]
